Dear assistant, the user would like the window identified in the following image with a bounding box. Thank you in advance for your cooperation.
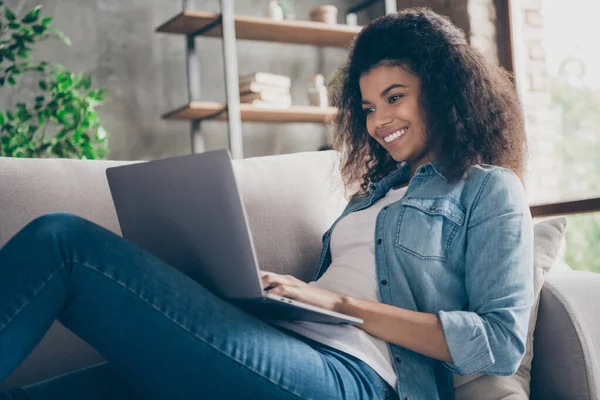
[515,0,600,271]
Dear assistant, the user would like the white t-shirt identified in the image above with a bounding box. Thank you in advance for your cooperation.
[275,185,408,390]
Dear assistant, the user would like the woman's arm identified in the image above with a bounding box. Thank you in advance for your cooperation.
[435,168,533,375]
[339,297,453,362]
[260,271,453,362]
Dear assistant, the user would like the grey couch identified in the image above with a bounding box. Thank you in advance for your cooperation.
[1,152,599,399]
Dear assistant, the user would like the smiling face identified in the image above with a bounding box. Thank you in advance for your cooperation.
[359,64,434,177]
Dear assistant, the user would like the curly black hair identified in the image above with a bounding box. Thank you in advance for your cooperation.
[330,8,526,198]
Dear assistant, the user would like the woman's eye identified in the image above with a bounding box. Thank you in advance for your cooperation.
[389,94,403,104]
[363,108,374,116]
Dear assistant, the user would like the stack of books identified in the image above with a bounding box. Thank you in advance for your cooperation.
[238,72,292,108]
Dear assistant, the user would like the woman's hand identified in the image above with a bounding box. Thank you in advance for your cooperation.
[259,271,347,313]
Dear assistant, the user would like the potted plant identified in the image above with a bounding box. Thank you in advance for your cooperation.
[0,1,109,159]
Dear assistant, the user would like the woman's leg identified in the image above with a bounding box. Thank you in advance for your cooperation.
[0,213,386,399]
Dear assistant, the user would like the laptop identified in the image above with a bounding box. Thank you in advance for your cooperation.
[105,149,362,326]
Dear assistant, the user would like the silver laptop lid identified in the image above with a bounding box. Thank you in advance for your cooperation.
[106,150,264,299]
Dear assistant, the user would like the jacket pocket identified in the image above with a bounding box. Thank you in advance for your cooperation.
[395,196,465,261]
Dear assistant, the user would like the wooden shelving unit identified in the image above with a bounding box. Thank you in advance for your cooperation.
[156,1,377,158]
[163,102,337,124]
[157,11,361,47]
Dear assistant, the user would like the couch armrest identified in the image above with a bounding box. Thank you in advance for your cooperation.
[0,322,103,389]
[531,270,600,400]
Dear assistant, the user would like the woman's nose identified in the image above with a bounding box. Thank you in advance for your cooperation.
[375,110,393,128]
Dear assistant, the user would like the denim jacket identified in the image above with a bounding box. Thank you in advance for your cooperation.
[314,161,534,400]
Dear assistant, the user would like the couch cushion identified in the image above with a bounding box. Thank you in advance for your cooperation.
[231,151,347,281]
[453,217,568,399]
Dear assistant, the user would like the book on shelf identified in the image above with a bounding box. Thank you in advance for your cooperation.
[239,92,292,104]
[241,99,292,108]
[239,81,291,95]
[238,72,291,88]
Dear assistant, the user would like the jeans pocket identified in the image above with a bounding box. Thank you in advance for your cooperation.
[396,196,465,261]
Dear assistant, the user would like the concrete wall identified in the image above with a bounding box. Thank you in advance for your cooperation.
[0,0,353,160]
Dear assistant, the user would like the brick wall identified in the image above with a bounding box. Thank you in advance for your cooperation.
[468,0,499,64]
[468,0,560,204]
[518,1,562,204]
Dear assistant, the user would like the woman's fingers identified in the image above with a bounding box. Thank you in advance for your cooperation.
[259,271,302,290]
[267,284,300,300]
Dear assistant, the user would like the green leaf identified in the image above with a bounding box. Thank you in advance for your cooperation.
[80,75,92,90]
[0,76,5,86]
[97,126,107,140]
[5,51,15,61]
[22,6,42,24]
[73,128,82,142]
[35,95,45,103]
[33,65,43,72]
[17,48,29,59]
[39,80,47,90]
[50,28,72,46]
[5,7,16,22]
[9,135,21,149]
[0,112,5,125]
[41,17,52,26]
[56,109,66,123]
[32,24,46,35]
[7,75,16,85]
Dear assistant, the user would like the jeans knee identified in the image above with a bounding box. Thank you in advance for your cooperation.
[26,212,89,240]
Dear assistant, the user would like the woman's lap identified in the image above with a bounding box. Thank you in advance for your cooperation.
[0,213,386,399]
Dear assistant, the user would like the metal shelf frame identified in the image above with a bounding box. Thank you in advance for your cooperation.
[182,0,242,158]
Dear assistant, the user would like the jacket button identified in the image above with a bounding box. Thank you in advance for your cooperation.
[395,356,401,363]
[377,238,383,245]
[381,279,388,285]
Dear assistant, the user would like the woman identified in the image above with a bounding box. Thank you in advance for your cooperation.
[0,8,533,400]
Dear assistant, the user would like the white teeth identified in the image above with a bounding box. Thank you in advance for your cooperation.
[383,128,408,143]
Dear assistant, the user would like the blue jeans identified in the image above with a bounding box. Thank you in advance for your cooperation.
[0,213,396,399]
